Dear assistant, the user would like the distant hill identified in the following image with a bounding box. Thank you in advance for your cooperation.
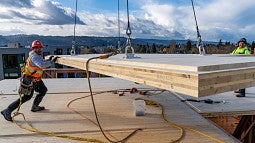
[0,35,10,46]
[0,34,217,47]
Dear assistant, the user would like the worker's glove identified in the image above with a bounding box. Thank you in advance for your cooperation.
[47,55,54,61]
[51,56,60,63]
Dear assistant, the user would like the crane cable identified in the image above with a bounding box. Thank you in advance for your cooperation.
[122,0,136,58]
[124,0,132,49]
[71,0,78,56]
[117,0,121,53]
[191,0,206,55]
[125,0,132,39]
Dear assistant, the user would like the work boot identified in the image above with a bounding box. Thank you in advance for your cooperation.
[236,93,245,97]
[31,105,45,112]
[234,90,240,93]
[1,109,13,122]
[236,89,245,97]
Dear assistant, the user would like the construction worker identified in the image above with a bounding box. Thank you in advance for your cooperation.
[231,38,251,97]
[1,40,59,122]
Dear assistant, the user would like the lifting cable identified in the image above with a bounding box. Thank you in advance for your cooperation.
[85,55,142,143]
[84,57,225,143]
[71,0,78,56]
[125,0,132,39]
[121,0,136,59]
[117,0,121,52]
[190,0,206,55]
[67,92,119,141]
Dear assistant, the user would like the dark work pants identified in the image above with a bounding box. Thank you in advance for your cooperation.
[7,80,48,112]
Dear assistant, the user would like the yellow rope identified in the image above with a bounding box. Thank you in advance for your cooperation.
[136,98,184,143]
[12,89,225,143]
[136,97,225,143]
[67,92,119,141]
[12,93,108,143]
[185,127,225,143]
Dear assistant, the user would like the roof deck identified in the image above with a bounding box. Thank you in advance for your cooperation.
[0,78,239,143]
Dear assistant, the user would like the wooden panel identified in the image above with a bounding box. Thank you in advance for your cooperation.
[54,54,255,97]
[199,67,255,96]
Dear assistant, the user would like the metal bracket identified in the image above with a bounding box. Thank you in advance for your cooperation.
[124,45,135,59]
[123,38,140,59]
[70,41,76,56]
[197,37,206,55]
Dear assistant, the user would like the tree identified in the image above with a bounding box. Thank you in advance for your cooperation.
[218,39,223,46]
[169,40,176,53]
[151,43,156,53]
[139,45,146,53]
[185,39,192,52]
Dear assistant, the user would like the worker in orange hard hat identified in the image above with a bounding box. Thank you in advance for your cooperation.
[1,40,59,122]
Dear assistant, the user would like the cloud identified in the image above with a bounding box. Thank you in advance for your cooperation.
[138,1,194,40]
[76,11,184,40]
[0,0,85,25]
[135,0,255,42]
[196,0,255,42]
[0,0,32,8]
[0,0,255,43]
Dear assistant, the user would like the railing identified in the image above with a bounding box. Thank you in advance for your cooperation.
[43,68,101,78]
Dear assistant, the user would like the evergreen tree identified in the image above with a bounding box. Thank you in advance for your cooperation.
[218,39,223,46]
[139,45,146,53]
[186,39,192,52]
[152,43,156,53]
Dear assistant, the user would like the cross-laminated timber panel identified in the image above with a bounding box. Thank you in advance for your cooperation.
[54,54,255,98]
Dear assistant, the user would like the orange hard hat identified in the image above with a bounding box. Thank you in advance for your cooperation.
[31,40,44,49]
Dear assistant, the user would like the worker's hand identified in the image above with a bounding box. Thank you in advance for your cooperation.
[51,56,60,63]
[48,55,54,61]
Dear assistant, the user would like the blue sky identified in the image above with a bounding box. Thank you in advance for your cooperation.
[0,0,255,43]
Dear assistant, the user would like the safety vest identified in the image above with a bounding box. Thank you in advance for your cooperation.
[231,46,251,54]
[25,54,43,81]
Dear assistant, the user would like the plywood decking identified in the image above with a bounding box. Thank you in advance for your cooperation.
[55,54,255,98]
[0,78,238,143]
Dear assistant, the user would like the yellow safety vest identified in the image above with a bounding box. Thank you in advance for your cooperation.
[231,46,250,54]
[25,54,43,81]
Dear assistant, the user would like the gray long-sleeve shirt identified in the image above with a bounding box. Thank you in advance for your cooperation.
[29,51,52,68]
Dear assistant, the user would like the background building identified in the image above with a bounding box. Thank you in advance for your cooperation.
[0,44,72,80]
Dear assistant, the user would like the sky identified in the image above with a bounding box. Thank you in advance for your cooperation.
[0,0,255,43]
